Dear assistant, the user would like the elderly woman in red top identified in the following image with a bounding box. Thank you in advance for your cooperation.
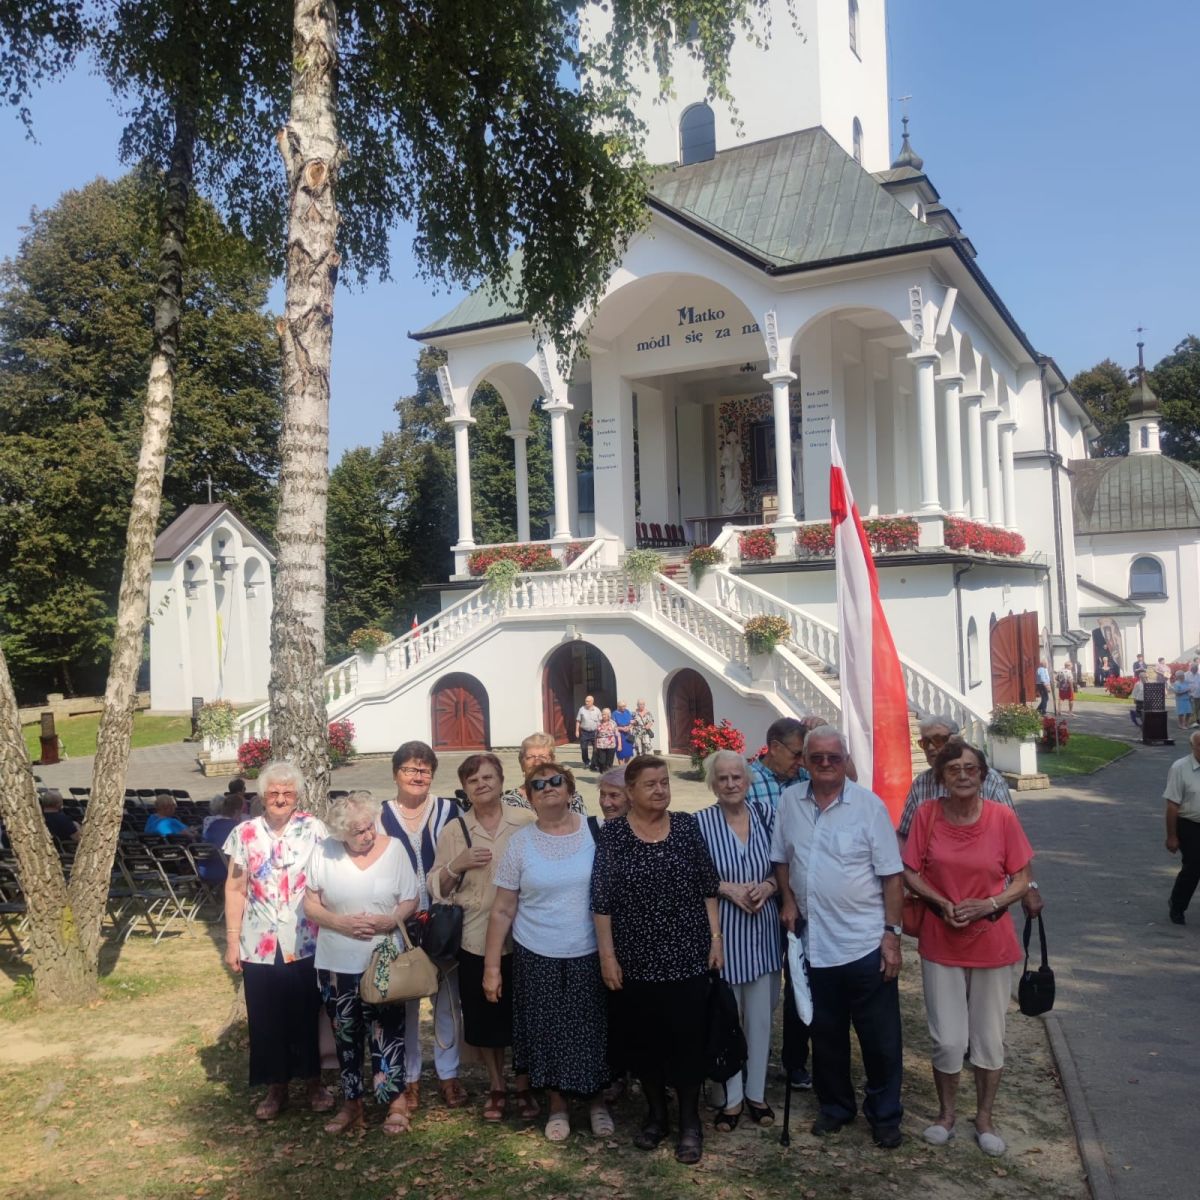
[902,741,1033,1159]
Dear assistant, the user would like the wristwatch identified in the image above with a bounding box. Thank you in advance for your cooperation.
[1027,882,1040,891]
[883,923,902,937]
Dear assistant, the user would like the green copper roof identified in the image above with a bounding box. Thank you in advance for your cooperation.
[1071,454,1200,534]
[414,127,946,339]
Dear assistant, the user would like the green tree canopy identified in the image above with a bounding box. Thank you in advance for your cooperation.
[0,173,281,699]
[1072,358,1133,458]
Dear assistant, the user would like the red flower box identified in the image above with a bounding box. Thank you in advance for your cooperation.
[738,528,776,561]
[467,544,559,575]
[944,517,1025,558]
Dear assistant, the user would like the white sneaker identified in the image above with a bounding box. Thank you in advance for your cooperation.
[922,1123,956,1146]
[976,1129,1006,1156]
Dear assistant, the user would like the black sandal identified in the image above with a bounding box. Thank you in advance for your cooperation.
[633,1121,669,1150]
[675,1128,703,1164]
[745,1099,775,1127]
[714,1106,742,1133]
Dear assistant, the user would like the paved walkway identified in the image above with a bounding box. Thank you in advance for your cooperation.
[1015,698,1197,1199]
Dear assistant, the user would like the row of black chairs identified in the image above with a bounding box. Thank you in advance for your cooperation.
[636,521,690,548]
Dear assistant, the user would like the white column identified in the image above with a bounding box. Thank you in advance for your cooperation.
[963,390,986,520]
[909,350,941,512]
[982,405,1003,526]
[999,419,1018,531]
[508,428,531,543]
[764,369,798,525]
[937,373,965,516]
[449,417,475,549]
[545,402,573,541]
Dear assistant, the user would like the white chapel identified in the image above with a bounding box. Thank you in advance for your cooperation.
[237,0,1175,757]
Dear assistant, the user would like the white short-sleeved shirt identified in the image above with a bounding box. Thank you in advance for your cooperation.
[307,837,419,974]
[770,778,903,969]
[493,820,597,959]
[1164,754,1200,824]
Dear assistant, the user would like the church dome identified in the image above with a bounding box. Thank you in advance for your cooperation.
[1070,454,1200,535]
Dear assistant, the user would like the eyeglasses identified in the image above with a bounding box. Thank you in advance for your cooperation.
[399,766,433,779]
[918,735,951,749]
[529,774,566,792]
[347,824,375,838]
[944,763,981,778]
[265,789,297,799]
[806,753,845,766]
[774,741,805,759]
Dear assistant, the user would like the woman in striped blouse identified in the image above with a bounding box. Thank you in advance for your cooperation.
[696,750,783,1131]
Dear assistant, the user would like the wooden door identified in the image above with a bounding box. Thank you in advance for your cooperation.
[667,668,714,754]
[542,646,575,744]
[431,674,489,751]
[989,611,1039,706]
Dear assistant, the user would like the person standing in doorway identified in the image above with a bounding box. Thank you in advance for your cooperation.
[575,696,602,769]
[1165,729,1200,925]
[1186,661,1200,728]
[1034,661,1051,716]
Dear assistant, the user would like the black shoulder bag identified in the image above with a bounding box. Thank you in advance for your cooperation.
[423,816,471,966]
[1018,913,1055,1016]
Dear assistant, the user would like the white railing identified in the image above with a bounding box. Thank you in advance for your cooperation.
[651,573,752,673]
[713,569,989,742]
[774,645,841,725]
[564,538,605,571]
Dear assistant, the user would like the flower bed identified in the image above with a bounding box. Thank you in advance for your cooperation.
[1039,716,1070,750]
[738,528,776,561]
[944,517,1025,557]
[467,544,558,575]
[689,718,746,769]
[328,719,356,765]
[798,517,918,557]
[988,703,1043,740]
[1104,675,1135,698]
[238,720,358,774]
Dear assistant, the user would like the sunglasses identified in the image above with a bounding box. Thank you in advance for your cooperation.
[807,753,845,766]
[529,774,566,792]
[944,763,980,778]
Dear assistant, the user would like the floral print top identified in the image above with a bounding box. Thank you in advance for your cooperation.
[223,811,327,964]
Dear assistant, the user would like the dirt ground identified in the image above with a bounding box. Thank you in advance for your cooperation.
[0,926,1087,1200]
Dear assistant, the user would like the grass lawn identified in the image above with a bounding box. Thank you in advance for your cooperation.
[0,932,1087,1200]
[1038,731,1131,777]
[23,711,190,762]
[1073,689,1131,706]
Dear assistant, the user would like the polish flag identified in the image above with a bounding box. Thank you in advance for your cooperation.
[830,425,912,823]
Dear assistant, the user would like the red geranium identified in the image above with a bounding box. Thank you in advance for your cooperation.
[738,528,776,561]
[1039,716,1070,750]
[944,517,1025,558]
[689,717,746,768]
[467,544,559,575]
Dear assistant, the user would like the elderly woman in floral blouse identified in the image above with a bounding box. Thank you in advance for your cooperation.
[223,761,331,1121]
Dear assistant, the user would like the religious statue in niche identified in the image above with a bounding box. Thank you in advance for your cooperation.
[791,425,804,518]
[719,430,744,514]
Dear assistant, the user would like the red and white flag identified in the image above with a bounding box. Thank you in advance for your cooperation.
[830,425,912,823]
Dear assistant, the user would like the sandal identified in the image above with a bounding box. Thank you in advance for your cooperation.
[307,1083,335,1114]
[255,1084,288,1122]
[483,1089,508,1122]
[714,1106,742,1133]
[633,1121,669,1150]
[745,1099,775,1127]
[382,1096,410,1135]
[324,1100,365,1134]
[589,1102,615,1137]
[404,1082,420,1113]
[545,1111,571,1142]
[514,1088,540,1120]
[675,1128,703,1165]
[439,1078,469,1109]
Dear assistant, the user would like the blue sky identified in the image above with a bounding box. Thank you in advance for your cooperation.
[1,1,1196,462]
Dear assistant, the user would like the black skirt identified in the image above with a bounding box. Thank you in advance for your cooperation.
[512,942,609,1096]
[457,949,514,1049]
[617,974,709,1089]
[241,952,322,1087]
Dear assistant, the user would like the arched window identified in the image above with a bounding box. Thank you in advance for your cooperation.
[1129,556,1166,597]
[849,0,860,55]
[679,102,716,165]
[967,617,980,687]
[852,117,863,164]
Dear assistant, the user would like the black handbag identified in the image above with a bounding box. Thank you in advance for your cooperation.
[1018,913,1055,1016]
[704,969,748,1083]
[422,816,471,966]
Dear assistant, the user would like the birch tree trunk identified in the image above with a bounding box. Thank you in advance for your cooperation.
[268,0,341,811]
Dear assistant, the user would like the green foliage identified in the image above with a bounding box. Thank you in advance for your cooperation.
[483,559,520,601]
[196,700,238,742]
[988,704,1043,739]
[0,174,281,700]
[624,549,664,585]
[0,1,85,131]
[743,614,791,654]
[1073,358,1133,457]
[347,627,391,655]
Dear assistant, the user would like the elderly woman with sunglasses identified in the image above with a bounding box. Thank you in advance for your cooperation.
[484,764,612,1142]
[304,791,419,1134]
[223,761,331,1121]
[902,742,1034,1158]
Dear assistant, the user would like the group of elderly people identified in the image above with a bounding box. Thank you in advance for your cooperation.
[222,711,1042,1161]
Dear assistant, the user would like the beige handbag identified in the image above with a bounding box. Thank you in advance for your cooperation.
[359,923,439,1005]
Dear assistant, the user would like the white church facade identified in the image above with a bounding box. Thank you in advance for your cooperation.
[230,0,1192,756]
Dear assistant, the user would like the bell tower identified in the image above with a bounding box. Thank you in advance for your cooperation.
[588,0,891,171]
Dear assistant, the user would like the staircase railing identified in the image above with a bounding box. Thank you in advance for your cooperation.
[650,574,752,673]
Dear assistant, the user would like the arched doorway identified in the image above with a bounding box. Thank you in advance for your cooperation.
[431,673,489,751]
[667,668,714,754]
[542,642,617,744]
[989,612,1039,706]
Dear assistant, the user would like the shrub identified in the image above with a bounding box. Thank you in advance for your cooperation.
[237,736,272,772]
[563,540,591,565]
[348,626,390,655]
[738,528,776,561]
[1038,716,1070,750]
[467,544,558,575]
[689,718,746,769]
[988,703,1043,739]
[687,545,724,579]
[743,614,792,654]
[196,699,238,743]
[944,517,1026,557]
[483,558,520,600]
[623,548,664,585]
[1104,675,1135,698]
[328,719,356,765]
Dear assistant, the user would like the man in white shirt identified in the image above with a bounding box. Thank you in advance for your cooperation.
[574,695,601,769]
[771,726,905,1149]
[1165,729,1200,924]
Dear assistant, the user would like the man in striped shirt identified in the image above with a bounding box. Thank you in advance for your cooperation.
[897,715,1044,916]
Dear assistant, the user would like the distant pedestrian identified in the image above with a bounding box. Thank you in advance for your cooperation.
[1155,657,1171,683]
[613,702,635,764]
[1131,671,1146,727]
[630,700,656,757]
[1056,667,1075,714]
[593,709,619,773]
[1164,729,1200,925]
[1035,661,1050,716]
[575,696,602,769]
[1186,662,1200,726]
[1173,673,1192,730]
